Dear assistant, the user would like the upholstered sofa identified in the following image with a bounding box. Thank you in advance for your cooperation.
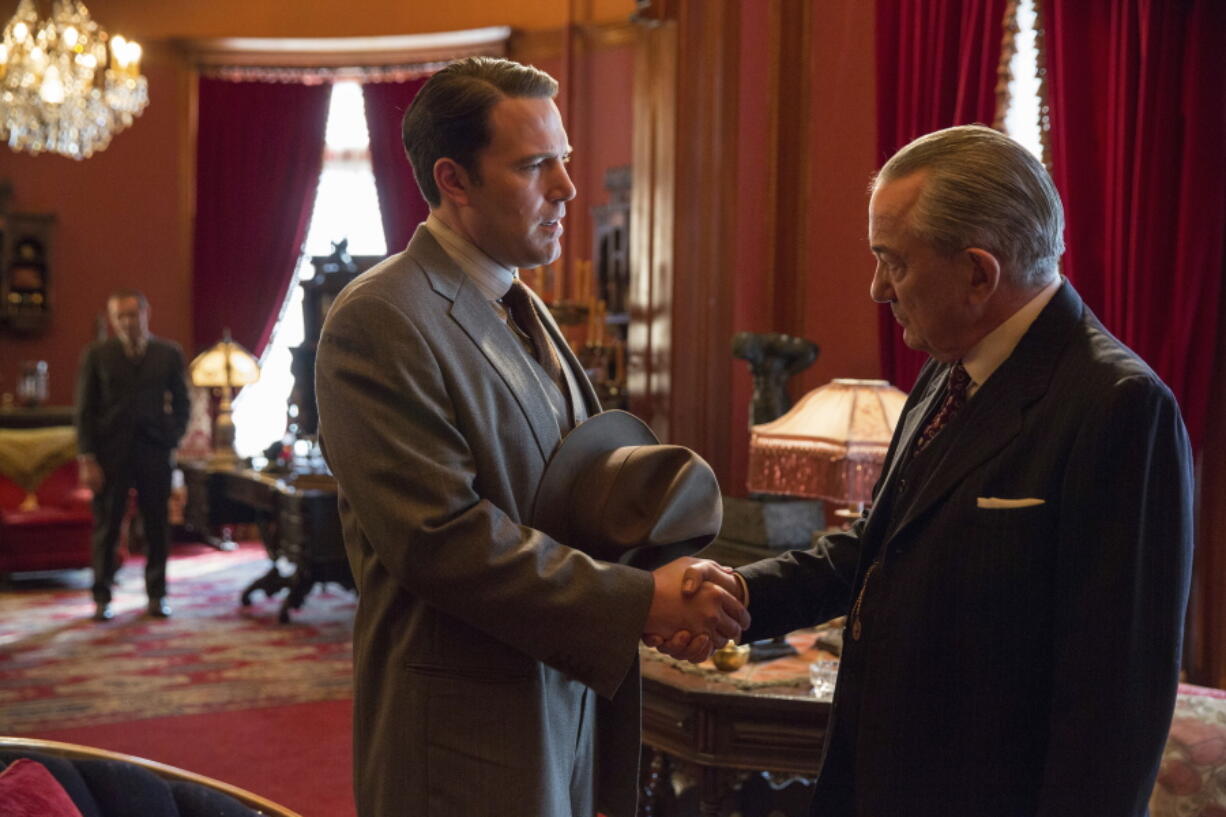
[0,737,301,817]
[0,427,93,577]
[1151,683,1226,817]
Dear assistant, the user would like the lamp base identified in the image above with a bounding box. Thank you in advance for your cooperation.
[721,495,824,548]
[206,448,242,470]
[208,393,242,470]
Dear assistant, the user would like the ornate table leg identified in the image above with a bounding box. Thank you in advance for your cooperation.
[698,765,724,817]
[240,562,289,606]
[639,747,668,817]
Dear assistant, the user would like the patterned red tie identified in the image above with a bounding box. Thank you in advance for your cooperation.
[913,362,971,454]
[503,279,563,385]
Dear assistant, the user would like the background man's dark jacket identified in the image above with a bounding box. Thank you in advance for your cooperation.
[75,336,190,467]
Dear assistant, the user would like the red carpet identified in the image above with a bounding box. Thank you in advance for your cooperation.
[32,699,355,817]
[1,541,357,816]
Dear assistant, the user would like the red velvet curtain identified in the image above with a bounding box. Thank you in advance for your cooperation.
[875,0,1010,391]
[192,78,331,357]
[362,78,431,255]
[1044,0,1226,451]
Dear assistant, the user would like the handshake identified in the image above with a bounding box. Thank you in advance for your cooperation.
[641,557,750,663]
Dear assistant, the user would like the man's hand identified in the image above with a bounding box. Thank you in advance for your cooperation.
[643,557,750,663]
[680,558,743,600]
[78,457,103,492]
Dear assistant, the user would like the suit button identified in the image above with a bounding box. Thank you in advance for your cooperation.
[898,478,908,492]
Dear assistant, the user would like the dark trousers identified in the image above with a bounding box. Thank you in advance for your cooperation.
[90,442,173,604]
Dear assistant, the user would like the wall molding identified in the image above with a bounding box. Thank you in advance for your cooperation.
[510,20,639,63]
[176,27,509,68]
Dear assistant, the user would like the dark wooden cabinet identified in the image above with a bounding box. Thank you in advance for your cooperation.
[0,406,74,429]
[0,212,55,335]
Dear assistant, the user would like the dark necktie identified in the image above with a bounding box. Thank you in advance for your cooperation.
[503,279,563,385]
[913,362,971,455]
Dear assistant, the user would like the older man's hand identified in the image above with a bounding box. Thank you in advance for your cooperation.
[642,557,749,663]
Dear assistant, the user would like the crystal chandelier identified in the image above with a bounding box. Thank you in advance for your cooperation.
[0,0,148,160]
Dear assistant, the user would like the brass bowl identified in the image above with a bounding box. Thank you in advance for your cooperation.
[710,642,751,672]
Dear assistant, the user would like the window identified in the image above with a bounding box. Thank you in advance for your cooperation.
[232,81,386,458]
[1002,0,1044,163]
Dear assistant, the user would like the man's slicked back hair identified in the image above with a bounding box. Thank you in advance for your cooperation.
[402,56,559,207]
[875,124,1065,287]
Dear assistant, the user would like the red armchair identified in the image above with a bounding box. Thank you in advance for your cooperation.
[0,428,93,577]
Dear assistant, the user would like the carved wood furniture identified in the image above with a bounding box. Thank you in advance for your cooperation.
[638,644,828,817]
[0,406,75,429]
[290,243,381,438]
[181,463,351,622]
[0,210,55,335]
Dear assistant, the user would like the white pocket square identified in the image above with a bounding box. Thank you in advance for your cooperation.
[977,497,1046,509]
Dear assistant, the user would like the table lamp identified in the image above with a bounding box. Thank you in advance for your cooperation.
[740,378,905,661]
[747,378,907,514]
[189,329,261,469]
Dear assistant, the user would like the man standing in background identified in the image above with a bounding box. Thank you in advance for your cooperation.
[76,289,189,622]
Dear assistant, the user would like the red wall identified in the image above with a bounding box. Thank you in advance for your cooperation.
[728,2,776,491]
[725,0,879,495]
[0,54,193,406]
[797,0,881,394]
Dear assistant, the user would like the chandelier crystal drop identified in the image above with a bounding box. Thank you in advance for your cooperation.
[0,0,148,160]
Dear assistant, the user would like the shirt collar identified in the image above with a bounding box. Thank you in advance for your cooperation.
[962,275,1063,392]
[425,212,516,302]
[118,335,148,359]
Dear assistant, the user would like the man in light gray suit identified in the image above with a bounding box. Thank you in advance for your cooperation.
[316,57,747,817]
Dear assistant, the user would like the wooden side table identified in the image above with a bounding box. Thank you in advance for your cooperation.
[639,630,833,817]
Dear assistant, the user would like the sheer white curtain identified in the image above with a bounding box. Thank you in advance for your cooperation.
[1003,0,1043,161]
[233,81,387,458]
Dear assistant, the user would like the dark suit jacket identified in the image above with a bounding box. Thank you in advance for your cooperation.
[740,281,1193,817]
[315,226,655,817]
[74,336,190,467]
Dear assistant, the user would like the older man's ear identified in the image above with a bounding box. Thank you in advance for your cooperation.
[964,246,1002,305]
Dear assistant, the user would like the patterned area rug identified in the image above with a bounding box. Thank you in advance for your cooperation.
[0,542,355,734]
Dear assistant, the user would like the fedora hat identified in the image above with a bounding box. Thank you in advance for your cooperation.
[531,410,722,568]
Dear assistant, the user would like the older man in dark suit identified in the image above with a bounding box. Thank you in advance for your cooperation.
[315,57,747,817]
[667,125,1194,817]
[75,289,189,622]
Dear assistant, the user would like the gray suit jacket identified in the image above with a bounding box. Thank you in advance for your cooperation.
[316,226,654,817]
[740,281,1193,817]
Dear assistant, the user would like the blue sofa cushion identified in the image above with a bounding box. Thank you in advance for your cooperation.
[0,751,265,817]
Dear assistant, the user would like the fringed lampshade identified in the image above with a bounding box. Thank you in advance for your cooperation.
[747,378,907,505]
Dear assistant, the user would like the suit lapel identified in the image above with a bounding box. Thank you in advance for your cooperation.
[848,364,945,564]
[875,369,944,501]
[884,281,1085,545]
[407,227,563,461]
